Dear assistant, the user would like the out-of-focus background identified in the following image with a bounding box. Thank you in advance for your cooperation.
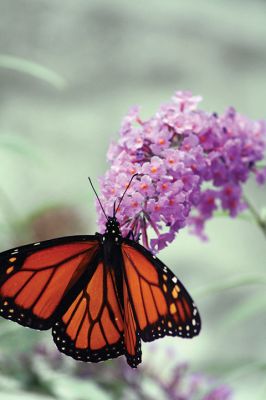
[0,1,265,399]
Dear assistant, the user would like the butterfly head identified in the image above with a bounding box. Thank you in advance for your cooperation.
[105,216,121,240]
[88,174,139,243]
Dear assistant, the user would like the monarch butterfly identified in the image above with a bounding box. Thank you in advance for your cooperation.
[0,176,201,368]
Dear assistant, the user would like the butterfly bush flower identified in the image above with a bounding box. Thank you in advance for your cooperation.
[98,91,266,251]
[9,343,231,400]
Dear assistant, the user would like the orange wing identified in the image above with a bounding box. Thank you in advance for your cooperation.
[123,275,141,367]
[122,240,201,343]
[0,236,99,330]
[52,259,125,363]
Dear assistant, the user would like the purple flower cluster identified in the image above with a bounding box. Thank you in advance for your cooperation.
[18,343,232,400]
[98,91,266,251]
[155,362,232,400]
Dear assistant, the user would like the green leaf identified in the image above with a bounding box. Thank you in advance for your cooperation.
[0,391,53,400]
[256,162,266,170]
[261,208,266,222]
[0,134,41,162]
[0,374,23,391]
[218,292,266,332]
[195,274,266,298]
[32,359,110,400]
[0,54,66,89]
[201,358,266,380]
[226,360,266,381]
[0,321,45,353]
[0,321,22,338]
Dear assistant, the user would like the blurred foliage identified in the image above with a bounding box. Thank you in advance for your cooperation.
[0,341,234,400]
[0,55,66,89]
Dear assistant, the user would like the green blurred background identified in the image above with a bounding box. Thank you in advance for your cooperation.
[0,1,265,399]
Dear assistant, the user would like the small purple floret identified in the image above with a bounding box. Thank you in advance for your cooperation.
[98,91,266,251]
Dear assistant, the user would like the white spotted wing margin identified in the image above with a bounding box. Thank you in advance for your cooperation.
[0,228,201,368]
[121,239,201,343]
[0,236,99,330]
[52,258,127,364]
[52,256,143,368]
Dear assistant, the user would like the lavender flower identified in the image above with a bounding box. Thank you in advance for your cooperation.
[204,385,232,400]
[98,91,266,251]
[7,343,232,400]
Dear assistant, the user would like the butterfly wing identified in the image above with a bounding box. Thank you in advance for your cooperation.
[0,230,200,367]
[52,258,125,363]
[121,240,201,343]
[123,275,142,367]
[0,236,99,330]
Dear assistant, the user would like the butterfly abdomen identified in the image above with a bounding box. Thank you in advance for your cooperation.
[102,237,124,311]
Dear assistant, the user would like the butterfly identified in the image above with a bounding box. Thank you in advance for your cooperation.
[0,175,201,368]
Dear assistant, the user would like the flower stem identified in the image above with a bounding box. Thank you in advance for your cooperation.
[244,195,266,239]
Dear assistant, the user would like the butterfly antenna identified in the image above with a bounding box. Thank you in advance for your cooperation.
[113,200,116,217]
[115,173,139,215]
[88,177,108,220]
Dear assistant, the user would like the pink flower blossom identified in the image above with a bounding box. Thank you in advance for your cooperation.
[97,91,266,251]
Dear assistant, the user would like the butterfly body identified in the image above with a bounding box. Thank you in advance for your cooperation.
[99,217,124,309]
[0,215,201,368]
[101,217,123,266]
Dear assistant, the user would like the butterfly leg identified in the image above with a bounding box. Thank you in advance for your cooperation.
[126,230,141,242]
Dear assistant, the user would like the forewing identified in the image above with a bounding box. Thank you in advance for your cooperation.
[0,236,99,329]
[52,260,125,363]
[122,240,201,342]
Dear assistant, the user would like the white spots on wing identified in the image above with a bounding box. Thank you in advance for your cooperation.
[33,242,40,246]
[172,276,177,283]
